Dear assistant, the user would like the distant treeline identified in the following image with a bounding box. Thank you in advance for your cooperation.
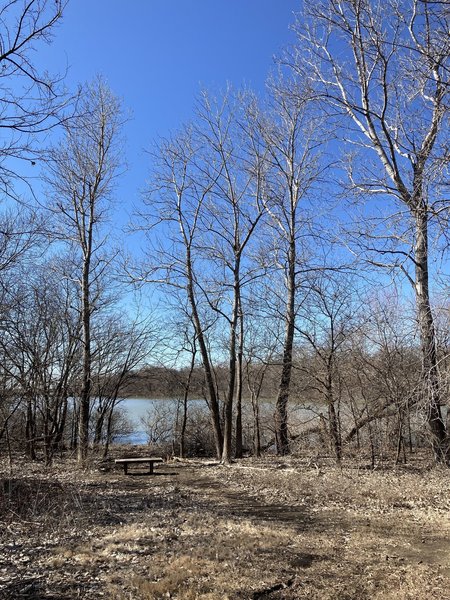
[120,365,279,401]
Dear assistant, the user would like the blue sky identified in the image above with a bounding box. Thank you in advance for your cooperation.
[34,1,443,303]
[38,0,299,221]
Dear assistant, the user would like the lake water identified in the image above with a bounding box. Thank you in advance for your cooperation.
[113,397,323,446]
[112,397,444,448]
[113,397,207,446]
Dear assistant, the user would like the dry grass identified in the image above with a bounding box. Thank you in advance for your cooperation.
[0,454,449,599]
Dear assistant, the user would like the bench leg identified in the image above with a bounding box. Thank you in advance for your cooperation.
[149,462,154,475]
[124,463,128,475]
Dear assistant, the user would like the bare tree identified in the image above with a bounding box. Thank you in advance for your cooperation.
[45,79,124,462]
[0,263,81,463]
[163,309,199,459]
[90,312,159,458]
[139,127,224,458]
[295,274,362,462]
[0,0,69,198]
[293,0,449,461]
[244,308,281,457]
[194,90,266,463]
[343,292,421,463]
[251,80,323,455]
[173,328,197,459]
[139,89,268,462]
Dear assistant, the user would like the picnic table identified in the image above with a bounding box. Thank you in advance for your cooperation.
[115,457,164,475]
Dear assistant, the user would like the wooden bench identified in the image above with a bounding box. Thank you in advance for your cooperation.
[115,457,164,475]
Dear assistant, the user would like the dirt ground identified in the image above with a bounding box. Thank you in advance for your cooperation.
[1,453,449,599]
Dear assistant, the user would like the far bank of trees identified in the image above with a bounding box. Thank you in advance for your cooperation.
[0,0,449,465]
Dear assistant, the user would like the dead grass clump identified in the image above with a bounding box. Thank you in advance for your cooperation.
[364,563,450,600]
[103,522,155,544]
[110,555,217,600]
[0,477,81,524]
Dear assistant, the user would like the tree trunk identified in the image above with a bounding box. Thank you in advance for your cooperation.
[102,402,118,460]
[43,395,53,465]
[53,396,68,452]
[327,394,341,463]
[414,207,448,463]
[78,252,92,463]
[223,268,242,464]
[186,248,223,458]
[25,396,36,460]
[93,401,105,447]
[251,392,261,457]
[180,346,195,458]
[274,241,296,456]
[235,308,244,459]
[222,305,237,464]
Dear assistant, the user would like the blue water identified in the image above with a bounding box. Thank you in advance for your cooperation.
[115,430,148,445]
[122,398,171,425]
[113,397,206,446]
[113,397,323,446]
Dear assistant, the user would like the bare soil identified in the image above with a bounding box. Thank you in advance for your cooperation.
[1,453,449,599]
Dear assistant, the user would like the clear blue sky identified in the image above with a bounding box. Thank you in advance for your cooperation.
[39,0,299,218]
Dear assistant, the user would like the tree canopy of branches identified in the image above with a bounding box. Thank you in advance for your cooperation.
[0,0,68,198]
[45,79,124,462]
[291,0,450,462]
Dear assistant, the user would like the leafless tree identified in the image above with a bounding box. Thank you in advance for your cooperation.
[250,80,324,455]
[45,79,124,462]
[90,312,159,458]
[139,126,224,458]
[166,311,199,459]
[295,274,363,462]
[0,263,81,463]
[140,89,269,462]
[243,310,281,457]
[194,90,266,463]
[292,0,449,461]
[343,291,421,462]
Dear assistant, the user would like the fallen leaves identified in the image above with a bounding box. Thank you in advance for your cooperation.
[0,454,449,599]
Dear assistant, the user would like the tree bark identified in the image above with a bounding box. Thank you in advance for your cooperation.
[25,396,36,460]
[179,345,195,458]
[234,309,244,459]
[222,265,242,464]
[414,207,448,462]
[78,233,92,463]
[234,389,243,459]
[275,240,296,456]
[327,386,341,463]
[252,395,261,457]
[186,248,223,459]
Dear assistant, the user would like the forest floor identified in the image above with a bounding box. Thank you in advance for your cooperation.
[0,451,449,600]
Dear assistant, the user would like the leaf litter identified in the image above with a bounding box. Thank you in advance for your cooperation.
[0,454,449,599]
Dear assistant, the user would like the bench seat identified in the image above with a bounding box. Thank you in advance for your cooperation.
[115,457,163,475]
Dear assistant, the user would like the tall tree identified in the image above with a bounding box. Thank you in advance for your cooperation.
[252,81,323,455]
[45,79,123,462]
[195,90,265,463]
[141,90,267,462]
[293,0,449,461]
[140,127,224,459]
